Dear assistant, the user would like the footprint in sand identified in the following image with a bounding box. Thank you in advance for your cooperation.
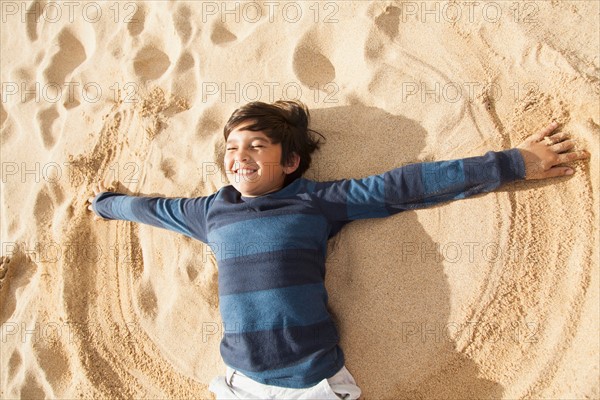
[3,351,24,398]
[127,4,145,37]
[33,185,56,230]
[36,107,60,149]
[174,4,193,44]
[33,339,71,395]
[0,254,38,324]
[133,46,171,82]
[138,280,158,320]
[8,351,22,381]
[43,29,86,85]
[196,106,223,137]
[49,181,66,210]
[175,52,195,73]
[374,5,401,39]
[292,44,336,90]
[364,5,401,61]
[25,0,45,41]
[160,158,177,180]
[210,23,237,45]
[209,9,266,47]
[186,264,199,282]
[171,52,196,98]
[20,372,46,399]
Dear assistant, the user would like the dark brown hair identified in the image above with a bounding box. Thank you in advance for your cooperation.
[223,100,324,185]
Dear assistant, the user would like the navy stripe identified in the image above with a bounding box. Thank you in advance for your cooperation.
[219,283,330,333]
[313,180,349,222]
[209,182,321,229]
[221,318,340,372]
[463,153,498,188]
[218,249,325,296]
[494,149,525,183]
[237,349,344,388]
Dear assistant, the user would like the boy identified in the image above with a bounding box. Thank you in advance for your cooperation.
[88,100,589,399]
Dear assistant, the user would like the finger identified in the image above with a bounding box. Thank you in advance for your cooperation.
[550,139,575,153]
[542,167,574,179]
[547,131,570,144]
[531,122,559,142]
[556,150,590,164]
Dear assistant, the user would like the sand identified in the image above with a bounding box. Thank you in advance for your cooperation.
[1,1,598,399]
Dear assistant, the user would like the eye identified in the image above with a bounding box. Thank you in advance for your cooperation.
[251,145,264,149]
[226,147,237,151]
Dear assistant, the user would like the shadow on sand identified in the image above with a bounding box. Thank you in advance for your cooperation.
[310,104,504,399]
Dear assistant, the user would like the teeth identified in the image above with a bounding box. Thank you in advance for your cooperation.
[231,165,258,174]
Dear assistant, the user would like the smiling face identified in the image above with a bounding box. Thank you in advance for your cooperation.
[224,121,299,197]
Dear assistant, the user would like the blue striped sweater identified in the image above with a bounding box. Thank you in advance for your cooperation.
[92,149,525,388]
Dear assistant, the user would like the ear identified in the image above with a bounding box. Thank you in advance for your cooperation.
[283,153,301,175]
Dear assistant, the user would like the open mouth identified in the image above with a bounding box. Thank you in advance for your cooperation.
[232,166,259,179]
[234,168,257,174]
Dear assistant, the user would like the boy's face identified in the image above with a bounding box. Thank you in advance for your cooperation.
[224,122,296,197]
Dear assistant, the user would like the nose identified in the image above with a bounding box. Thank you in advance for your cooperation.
[227,149,250,170]
[234,148,250,162]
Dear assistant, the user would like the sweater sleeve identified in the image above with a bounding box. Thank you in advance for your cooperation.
[312,149,525,222]
[92,192,213,243]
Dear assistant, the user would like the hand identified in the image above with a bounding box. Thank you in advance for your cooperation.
[87,181,111,221]
[516,122,590,180]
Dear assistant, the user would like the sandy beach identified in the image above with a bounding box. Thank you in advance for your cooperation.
[1,1,598,398]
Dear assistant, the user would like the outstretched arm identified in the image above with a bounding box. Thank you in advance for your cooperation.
[312,121,590,224]
[517,122,590,180]
[86,181,212,243]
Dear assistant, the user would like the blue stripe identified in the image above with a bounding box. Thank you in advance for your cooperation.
[207,214,328,261]
[220,283,329,333]
[101,195,197,238]
[218,249,325,295]
[346,175,389,219]
[154,198,195,237]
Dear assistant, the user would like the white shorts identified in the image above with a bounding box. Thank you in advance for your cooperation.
[208,366,362,400]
